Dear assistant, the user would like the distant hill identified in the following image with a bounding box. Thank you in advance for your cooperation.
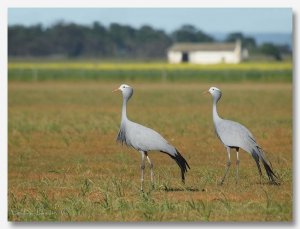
[212,32,292,47]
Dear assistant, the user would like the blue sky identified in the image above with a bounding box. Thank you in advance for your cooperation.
[8,8,292,34]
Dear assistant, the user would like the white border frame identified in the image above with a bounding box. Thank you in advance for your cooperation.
[1,1,298,228]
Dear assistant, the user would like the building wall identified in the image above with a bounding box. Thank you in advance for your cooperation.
[167,51,182,64]
[189,51,240,64]
[168,50,240,64]
[167,41,245,64]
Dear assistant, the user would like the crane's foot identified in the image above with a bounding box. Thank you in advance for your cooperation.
[151,184,155,190]
[219,175,227,185]
[218,180,225,186]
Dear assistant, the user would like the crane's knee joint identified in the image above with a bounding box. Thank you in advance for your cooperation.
[226,161,231,167]
[149,164,154,169]
[236,160,240,165]
[140,165,145,170]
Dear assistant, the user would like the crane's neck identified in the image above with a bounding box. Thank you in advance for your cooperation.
[212,99,222,123]
[121,97,128,122]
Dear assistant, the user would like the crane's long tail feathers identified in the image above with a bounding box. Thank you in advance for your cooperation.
[252,147,280,185]
[261,159,280,185]
[161,149,190,183]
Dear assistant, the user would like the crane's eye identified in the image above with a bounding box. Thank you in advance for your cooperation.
[123,86,125,88]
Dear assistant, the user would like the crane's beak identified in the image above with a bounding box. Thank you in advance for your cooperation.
[202,90,209,95]
[112,88,120,92]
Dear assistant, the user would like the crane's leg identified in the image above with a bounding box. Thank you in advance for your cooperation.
[145,152,154,189]
[236,148,240,184]
[139,151,146,192]
[220,147,231,185]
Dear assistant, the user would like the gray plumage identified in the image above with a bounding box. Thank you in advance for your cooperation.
[114,84,190,191]
[208,87,279,185]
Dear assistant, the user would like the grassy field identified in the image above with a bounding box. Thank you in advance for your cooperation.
[8,61,292,221]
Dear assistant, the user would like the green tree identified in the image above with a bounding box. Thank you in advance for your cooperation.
[259,43,282,60]
[136,25,172,59]
[172,24,214,42]
[225,32,256,49]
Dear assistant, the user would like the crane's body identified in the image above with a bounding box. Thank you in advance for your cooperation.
[214,118,256,153]
[208,87,279,185]
[113,84,190,191]
[117,120,178,154]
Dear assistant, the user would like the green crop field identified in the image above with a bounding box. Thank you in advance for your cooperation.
[8,60,292,221]
[8,60,292,82]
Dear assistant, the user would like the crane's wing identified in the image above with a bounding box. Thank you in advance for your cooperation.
[125,120,176,154]
[215,119,279,184]
[117,120,190,182]
[215,119,257,152]
[125,120,190,181]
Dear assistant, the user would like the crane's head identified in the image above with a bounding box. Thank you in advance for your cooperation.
[112,84,133,100]
[207,87,222,102]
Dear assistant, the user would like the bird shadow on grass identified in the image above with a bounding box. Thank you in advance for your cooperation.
[159,186,205,192]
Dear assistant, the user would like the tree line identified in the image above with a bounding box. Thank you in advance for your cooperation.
[8,22,290,60]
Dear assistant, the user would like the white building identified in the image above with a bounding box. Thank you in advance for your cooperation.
[167,40,248,64]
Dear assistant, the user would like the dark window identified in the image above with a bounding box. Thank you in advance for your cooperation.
[182,52,189,62]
